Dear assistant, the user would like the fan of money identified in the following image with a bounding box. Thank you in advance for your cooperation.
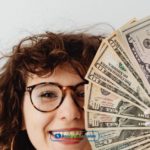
[84,16,150,150]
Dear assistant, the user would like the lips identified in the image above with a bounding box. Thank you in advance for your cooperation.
[49,128,86,144]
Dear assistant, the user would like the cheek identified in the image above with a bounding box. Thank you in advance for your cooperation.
[22,94,55,135]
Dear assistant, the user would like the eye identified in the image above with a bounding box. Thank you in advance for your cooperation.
[40,91,58,98]
[75,84,85,99]
[76,91,84,98]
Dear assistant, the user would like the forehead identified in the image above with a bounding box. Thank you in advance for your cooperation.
[26,65,83,87]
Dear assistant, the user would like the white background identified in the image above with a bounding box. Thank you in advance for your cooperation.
[0,0,149,52]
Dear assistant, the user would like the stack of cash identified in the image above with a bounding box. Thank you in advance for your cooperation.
[85,16,150,150]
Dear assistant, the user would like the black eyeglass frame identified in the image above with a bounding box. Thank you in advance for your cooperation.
[26,80,88,113]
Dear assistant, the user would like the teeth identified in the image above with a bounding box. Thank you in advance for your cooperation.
[51,130,84,137]
[63,132,68,136]
[53,132,60,136]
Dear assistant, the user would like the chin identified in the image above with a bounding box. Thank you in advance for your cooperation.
[49,138,91,150]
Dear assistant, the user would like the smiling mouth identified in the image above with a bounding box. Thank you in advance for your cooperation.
[49,129,86,144]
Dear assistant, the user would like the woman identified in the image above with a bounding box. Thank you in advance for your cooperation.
[0,32,103,150]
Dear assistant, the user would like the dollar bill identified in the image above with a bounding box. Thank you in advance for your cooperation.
[138,143,150,150]
[85,67,146,111]
[123,139,150,150]
[86,111,150,130]
[106,18,137,65]
[84,17,150,150]
[108,32,150,96]
[104,136,150,150]
[93,67,150,111]
[128,140,150,150]
[93,41,150,110]
[87,129,150,149]
[118,16,150,94]
[85,83,150,121]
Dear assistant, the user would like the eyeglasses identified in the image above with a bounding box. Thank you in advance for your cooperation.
[26,81,88,112]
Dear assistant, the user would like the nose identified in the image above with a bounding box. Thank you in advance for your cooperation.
[56,92,82,121]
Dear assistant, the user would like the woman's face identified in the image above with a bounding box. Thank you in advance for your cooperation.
[23,65,91,150]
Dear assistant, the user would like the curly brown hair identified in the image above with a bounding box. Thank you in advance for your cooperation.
[0,32,103,150]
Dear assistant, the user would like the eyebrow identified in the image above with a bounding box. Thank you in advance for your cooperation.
[26,80,88,89]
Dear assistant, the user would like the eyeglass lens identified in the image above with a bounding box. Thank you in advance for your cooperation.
[31,83,85,112]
